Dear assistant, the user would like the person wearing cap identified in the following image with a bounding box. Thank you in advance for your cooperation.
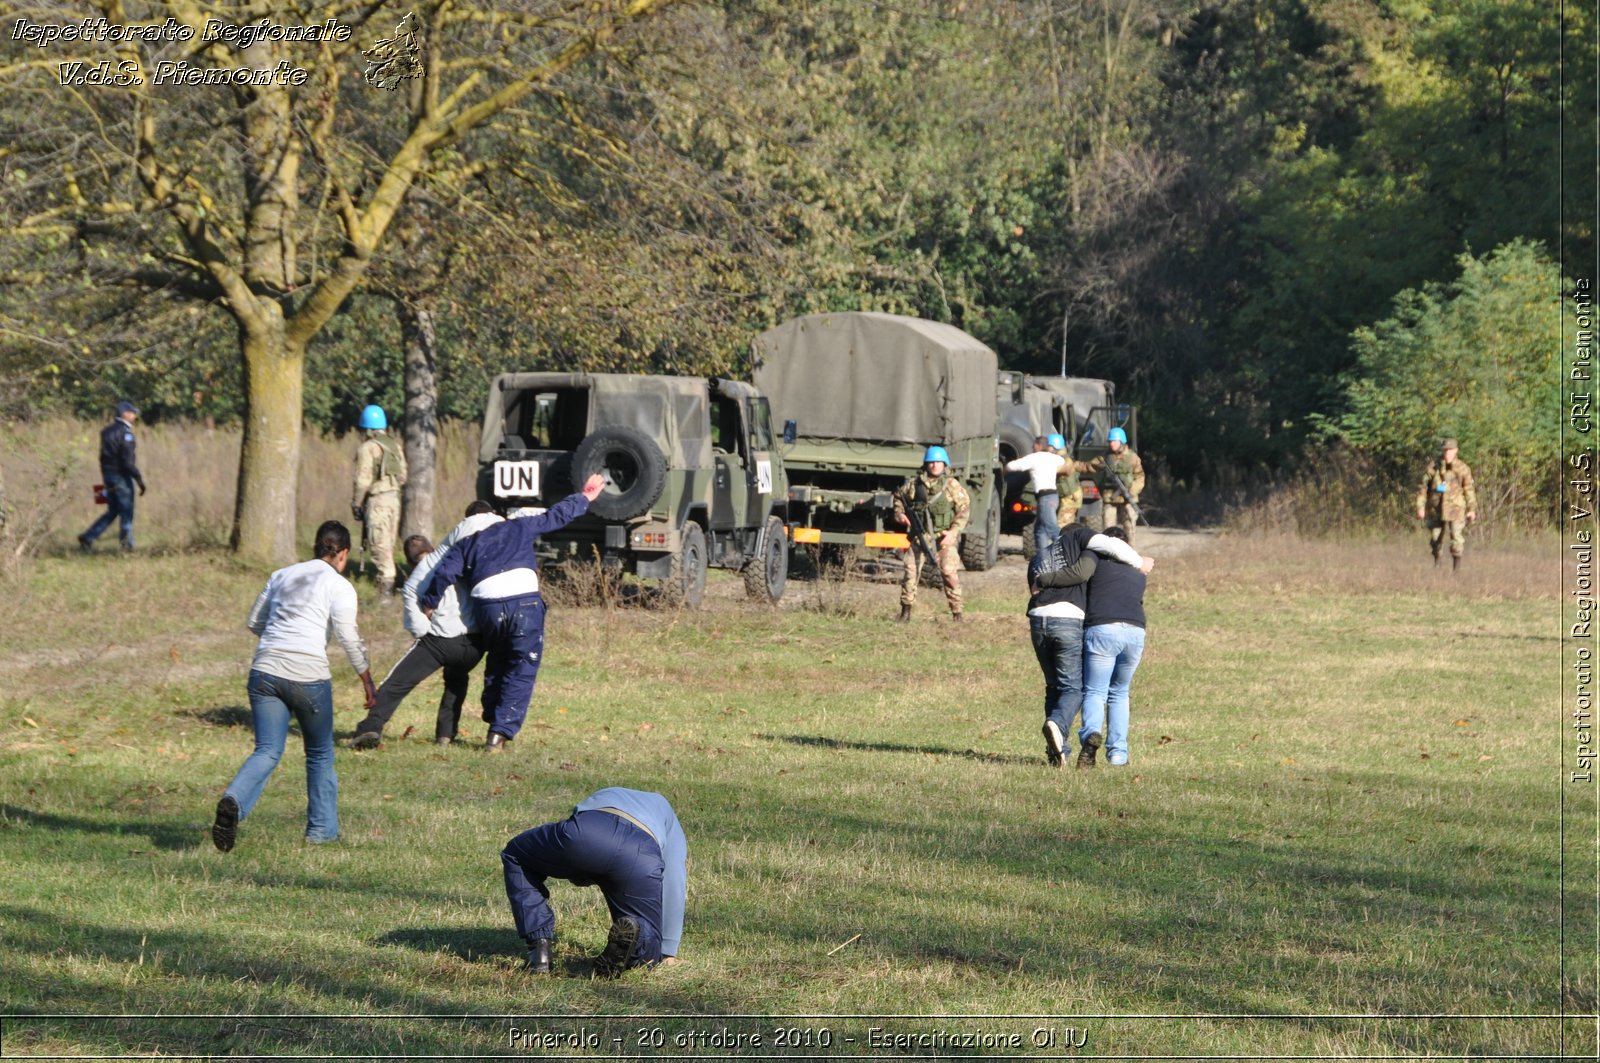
[1005,435,1068,557]
[78,399,147,553]
[891,445,971,622]
[502,786,688,977]
[351,405,408,596]
[1076,427,1144,544]
[1049,432,1085,530]
[1415,437,1477,571]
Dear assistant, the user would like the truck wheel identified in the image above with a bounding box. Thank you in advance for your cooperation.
[1022,520,1037,563]
[959,487,1001,571]
[572,424,667,521]
[671,522,708,608]
[998,424,1033,466]
[742,515,788,603]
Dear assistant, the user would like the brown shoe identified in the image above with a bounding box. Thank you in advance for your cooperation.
[1076,732,1102,769]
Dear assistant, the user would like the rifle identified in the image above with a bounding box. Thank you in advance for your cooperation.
[1103,467,1143,525]
[359,513,370,580]
[903,479,943,574]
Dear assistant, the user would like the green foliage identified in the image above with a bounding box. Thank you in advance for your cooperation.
[1316,239,1566,524]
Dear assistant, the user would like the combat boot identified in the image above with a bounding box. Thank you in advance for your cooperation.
[377,578,395,598]
[1452,555,1461,573]
[525,938,553,974]
[896,605,911,623]
[950,611,965,623]
[593,916,640,977]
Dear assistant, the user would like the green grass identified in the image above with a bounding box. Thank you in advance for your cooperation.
[0,534,1590,1059]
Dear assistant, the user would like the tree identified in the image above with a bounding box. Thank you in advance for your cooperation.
[3,0,679,564]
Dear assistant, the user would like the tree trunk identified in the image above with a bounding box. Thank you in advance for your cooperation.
[231,317,304,567]
[400,301,439,541]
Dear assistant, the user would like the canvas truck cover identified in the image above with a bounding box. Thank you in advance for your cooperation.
[480,372,713,470]
[1027,375,1115,429]
[752,312,997,444]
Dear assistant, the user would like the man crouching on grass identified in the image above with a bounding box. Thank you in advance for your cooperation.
[502,787,686,976]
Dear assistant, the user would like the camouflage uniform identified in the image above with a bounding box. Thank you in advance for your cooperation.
[1080,448,1145,543]
[1053,446,1083,527]
[892,470,970,616]
[1416,450,1476,562]
[353,430,408,586]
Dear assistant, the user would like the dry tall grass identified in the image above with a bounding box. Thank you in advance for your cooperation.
[0,417,480,558]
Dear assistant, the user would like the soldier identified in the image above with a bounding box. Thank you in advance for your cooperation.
[1078,427,1144,544]
[351,404,407,596]
[892,445,970,623]
[1048,432,1084,530]
[78,399,147,553]
[1415,437,1477,572]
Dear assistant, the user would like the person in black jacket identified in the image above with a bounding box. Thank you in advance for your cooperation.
[1076,525,1150,767]
[1027,522,1152,769]
[79,400,147,553]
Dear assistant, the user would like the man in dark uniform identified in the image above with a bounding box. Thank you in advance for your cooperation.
[79,400,147,553]
[503,786,687,976]
[418,474,604,751]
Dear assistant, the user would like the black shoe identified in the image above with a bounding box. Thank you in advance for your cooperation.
[526,938,553,973]
[950,612,965,623]
[1076,732,1102,769]
[435,736,453,747]
[77,534,92,554]
[1042,721,1065,769]
[211,795,239,852]
[350,731,381,750]
[593,916,640,977]
[484,732,507,753]
[896,605,911,623]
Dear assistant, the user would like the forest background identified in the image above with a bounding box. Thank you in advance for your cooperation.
[0,0,1591,562]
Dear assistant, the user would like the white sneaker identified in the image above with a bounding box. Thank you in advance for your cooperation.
[1042,721,1065,768]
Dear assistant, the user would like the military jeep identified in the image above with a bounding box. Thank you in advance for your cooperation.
[476,373,789,606]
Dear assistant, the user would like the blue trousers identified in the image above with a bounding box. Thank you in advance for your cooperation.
[477,594,545,740]
[1032,490,1060,557]
[224,670,339,842]
[1030,613,1084,736]
[82,473,136,548]
[502,810,664,965]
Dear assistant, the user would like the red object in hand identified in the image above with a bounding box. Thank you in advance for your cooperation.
[93,483,108,505]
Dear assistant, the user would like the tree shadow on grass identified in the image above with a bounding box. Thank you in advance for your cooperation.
[759,733,1038,767]
[0,803,199,851]
[182,704,251,728]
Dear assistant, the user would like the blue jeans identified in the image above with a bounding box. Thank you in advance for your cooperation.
[224,670,339,842]
[82,473,135,548]
[478,594,546,740]
[1029,613,1084,737]
[1080,623,1146,763]
[502,810,665,965]
[1032,491,1060,558]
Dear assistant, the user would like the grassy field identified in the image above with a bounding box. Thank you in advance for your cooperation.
[0,530,1590,1060]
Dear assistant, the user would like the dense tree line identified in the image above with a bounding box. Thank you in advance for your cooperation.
[2,0,1589,551]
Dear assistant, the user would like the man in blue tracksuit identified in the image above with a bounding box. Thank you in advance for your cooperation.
[417,474,603,751]
[503,787,687,976]
[79,399,147,552]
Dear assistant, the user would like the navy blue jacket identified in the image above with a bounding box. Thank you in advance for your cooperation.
[99,419,144,486]
[418,492,590,608]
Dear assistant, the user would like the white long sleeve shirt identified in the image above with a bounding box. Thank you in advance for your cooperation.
[402,512,505,639]
[247,558,368,682]
[1005,450,1067,494]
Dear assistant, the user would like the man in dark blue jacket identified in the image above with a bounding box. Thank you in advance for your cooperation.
[79,400,147,553]
[418,474,604,750]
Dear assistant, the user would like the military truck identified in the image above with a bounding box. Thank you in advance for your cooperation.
[751,312,1003,571]
[995,370,1075,537]
[476,373,789,607]
[1026,375,1137,530]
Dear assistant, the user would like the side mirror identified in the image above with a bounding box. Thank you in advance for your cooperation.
[783,419,797,445]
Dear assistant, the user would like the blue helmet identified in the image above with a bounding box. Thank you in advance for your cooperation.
[923,445,951,466]
[359,405,388,430]
[1107,427,1128,445]
[1046,432,1066,451]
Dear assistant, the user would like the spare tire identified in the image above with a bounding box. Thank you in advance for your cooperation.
[571,424,668,521]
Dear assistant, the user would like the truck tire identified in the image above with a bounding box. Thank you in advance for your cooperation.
[959,487,1001,571]
[671,521,708,608]
[998,423,1034,466]
[572,425,667,522]
[742,515,788,603]
[1022,519,1037,563]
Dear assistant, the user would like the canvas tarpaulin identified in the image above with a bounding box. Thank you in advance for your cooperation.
[481,373,712,469]
[752,312,997,444]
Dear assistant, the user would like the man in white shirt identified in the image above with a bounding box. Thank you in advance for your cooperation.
[1005,436,1068,558]
[212,520,378,851]
[351,501,505,749]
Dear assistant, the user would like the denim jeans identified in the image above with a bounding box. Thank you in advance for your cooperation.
[82,473,136,548]
[224,670,339,842]
[1029,613,1084,736]
[502,810,665,965]
[1080,622,1146,763]
[1032,491,1060,558]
